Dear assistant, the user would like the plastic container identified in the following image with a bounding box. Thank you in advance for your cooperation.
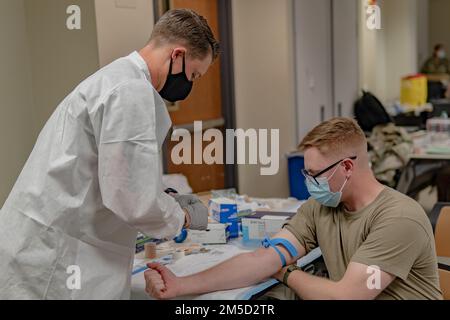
[426,116,450,144]
[287,152,310,200]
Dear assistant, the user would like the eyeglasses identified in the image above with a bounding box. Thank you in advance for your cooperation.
[301,156,357,186]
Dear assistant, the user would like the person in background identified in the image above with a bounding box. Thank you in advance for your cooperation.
[421,44,450,99]
[0,9,219,299]
[421,44,450,76]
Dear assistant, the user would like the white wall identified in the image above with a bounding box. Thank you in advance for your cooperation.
[232,0,297,198]
[294,0,334,141]
[333,0,360,119]
[23,0,155,134]
[359,0,387,101]
[359,0,420,105]
[417,0,429,68]
[24,0,100,136]
[1,0,100,206]
[429,0,450,57]
[384,0,419,103]
[95,0,155,67]
[0,0,35,206]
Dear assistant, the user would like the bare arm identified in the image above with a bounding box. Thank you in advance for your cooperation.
[273,261,395,300]
[145,229,306,299]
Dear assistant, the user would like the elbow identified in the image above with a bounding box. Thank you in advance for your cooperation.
[329,281,356,300]
[331,281,375,300]
[135,210,184,240]
[250,248,284,274]
[102,192,184,239]
[331,288,354,300]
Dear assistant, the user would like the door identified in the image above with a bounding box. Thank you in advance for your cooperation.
[156,0,228,193]
[294,0,334,142]
[293,0,359,142]
[332,0,359,118]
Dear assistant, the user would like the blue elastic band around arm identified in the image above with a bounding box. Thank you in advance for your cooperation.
[261,237,299,268]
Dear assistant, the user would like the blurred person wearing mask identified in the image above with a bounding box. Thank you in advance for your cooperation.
[422,44,450,75]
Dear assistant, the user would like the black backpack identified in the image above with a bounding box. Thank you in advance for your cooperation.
[354,91,392,132]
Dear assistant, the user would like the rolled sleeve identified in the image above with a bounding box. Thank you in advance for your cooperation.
[283,199,318,254]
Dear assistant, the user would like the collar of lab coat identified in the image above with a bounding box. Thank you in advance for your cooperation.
[127,51,172,150]
[128,51,152,83]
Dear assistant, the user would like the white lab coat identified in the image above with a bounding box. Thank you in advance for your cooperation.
[0,52,185,299]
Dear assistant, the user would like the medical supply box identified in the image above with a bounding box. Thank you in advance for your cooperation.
[188,223,229,244]
[209,197,239,238]
[242,211,296,241]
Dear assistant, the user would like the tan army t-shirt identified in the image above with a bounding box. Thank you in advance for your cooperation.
[285,187,443,300]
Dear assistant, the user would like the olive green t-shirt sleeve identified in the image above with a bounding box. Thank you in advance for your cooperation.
[283,200,318,254]
[351,217,429,281]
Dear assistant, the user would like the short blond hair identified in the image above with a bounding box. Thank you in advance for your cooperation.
[299,118,367,155]
[150,9,220,61]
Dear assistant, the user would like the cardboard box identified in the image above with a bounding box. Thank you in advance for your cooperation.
[188,223,229,244]
[209,198,239,238]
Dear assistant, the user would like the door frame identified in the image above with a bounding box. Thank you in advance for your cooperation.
[154,0,239,192]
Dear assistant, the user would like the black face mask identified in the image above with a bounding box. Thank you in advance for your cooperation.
[158,54,193,103]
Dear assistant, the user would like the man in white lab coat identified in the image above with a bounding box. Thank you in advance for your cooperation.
[0,9,219,299]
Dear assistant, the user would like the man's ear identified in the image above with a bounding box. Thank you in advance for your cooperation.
[343,159,354,177]
[172,47,187,60]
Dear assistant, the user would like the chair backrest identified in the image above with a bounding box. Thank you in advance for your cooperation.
[435,207,450,257]
[435,207,450,299]
[438,268,450,300]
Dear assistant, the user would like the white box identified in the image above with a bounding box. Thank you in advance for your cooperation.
[261,215,290,235]
[188,223,229,244]
[242,212,293,241]
[208,197,239,238]
[241,219,266,241]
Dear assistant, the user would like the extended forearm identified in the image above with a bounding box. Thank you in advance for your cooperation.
[178,249,280,296]
[287,269,341,300]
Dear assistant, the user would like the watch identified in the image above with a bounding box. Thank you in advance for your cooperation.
[282,265,299,286]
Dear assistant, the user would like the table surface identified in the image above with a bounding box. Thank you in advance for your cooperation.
[130,196,309,300]
[438,256,450,266]
[411,153,450,160]
[130,238,278,300]
[130,237,322,300]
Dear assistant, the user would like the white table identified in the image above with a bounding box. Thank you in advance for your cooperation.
[438,256,450,266]
[411,153,450,160]
[397,152,450,195]
[130,239,277,300]
[130,238,321,300]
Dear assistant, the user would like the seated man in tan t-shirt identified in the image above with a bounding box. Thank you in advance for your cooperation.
[144,118,443,300]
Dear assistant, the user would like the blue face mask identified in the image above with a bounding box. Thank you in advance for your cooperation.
[305,165,349,208]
